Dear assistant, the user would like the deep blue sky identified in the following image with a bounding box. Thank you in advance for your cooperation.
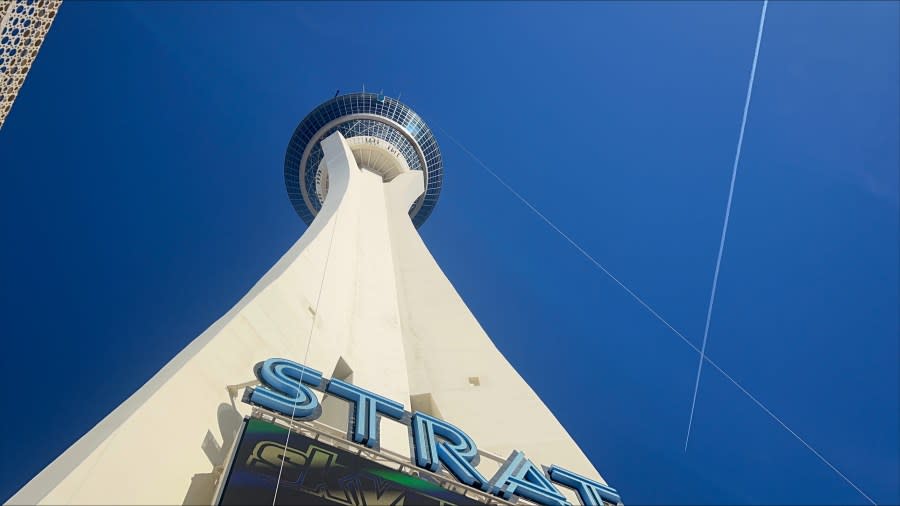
[0,2,897,505]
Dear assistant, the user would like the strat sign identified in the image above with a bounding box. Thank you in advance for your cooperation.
[242,358,622,506]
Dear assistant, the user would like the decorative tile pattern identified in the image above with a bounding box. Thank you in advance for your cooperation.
[0,0,60,129]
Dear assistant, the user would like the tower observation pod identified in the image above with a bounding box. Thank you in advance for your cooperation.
[9,93,622,506]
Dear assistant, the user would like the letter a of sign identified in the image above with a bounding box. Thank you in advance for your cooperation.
[491,451,567,506]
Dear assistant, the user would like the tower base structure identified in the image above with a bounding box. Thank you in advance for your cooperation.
[9,132,612,505]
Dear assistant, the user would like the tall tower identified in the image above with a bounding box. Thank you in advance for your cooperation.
[0,0,60,130]
[9,93,619,505]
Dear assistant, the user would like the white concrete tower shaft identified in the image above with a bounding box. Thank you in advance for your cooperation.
[9,131,604,505]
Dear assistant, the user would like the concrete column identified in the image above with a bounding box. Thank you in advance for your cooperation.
[9,131,605,506]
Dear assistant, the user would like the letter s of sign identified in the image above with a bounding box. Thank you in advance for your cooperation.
[247,358,324,419]
[411,412,491,492]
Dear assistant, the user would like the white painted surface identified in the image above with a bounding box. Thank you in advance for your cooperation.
[9,132,604,505]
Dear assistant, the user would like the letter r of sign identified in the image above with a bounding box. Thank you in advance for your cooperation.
[411,412,491,492]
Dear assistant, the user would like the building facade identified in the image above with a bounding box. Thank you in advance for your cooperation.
[0,0,60,130]
[9,93,620,505]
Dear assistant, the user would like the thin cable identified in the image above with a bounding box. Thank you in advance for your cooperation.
[271,208,341,505]
[441,130,684,340]
[685,0,768,452]
[439,130,877,506]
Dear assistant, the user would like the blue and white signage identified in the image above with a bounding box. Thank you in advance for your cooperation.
[243,357,622,506]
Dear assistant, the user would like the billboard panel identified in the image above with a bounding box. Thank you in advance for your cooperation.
[218,418,482,505]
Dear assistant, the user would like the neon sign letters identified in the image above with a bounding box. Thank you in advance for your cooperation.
[243,357,621,506]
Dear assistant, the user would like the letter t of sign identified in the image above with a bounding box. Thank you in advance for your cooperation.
[325,379,405,448]
[548,465,622,506]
